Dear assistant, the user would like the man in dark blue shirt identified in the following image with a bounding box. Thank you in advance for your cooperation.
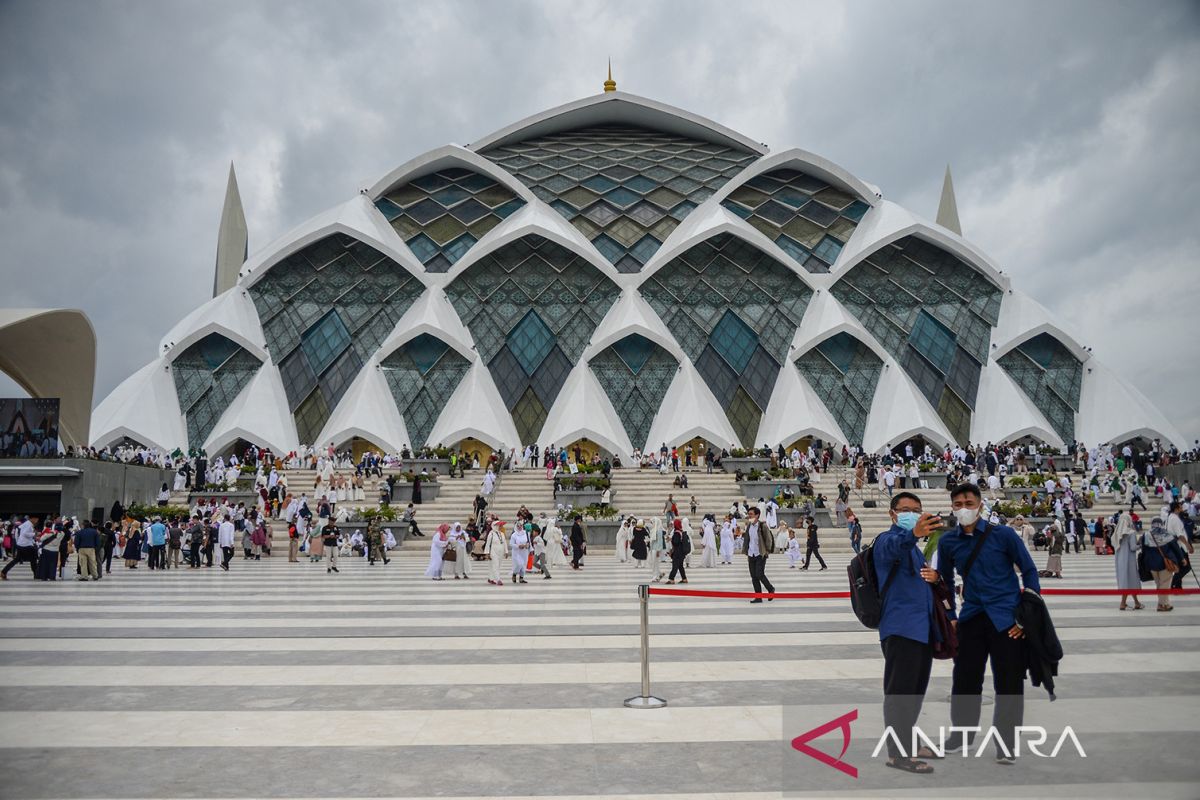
[937,482,1040,764]
[874,491,944,774]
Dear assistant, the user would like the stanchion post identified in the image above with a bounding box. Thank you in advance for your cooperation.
[624,583,667,709]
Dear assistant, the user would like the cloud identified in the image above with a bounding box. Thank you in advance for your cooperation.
[0,0,1196,441]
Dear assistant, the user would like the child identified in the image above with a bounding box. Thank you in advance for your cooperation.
[786,528,802,568]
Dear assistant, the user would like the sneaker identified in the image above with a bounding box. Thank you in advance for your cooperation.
[749,599,763,604]
[519,578,528,583]
[996,755,1015,765]
[332,567,339,573]
[327,568,331,574]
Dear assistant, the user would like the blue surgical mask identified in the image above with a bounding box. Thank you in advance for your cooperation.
[895,511,921,531]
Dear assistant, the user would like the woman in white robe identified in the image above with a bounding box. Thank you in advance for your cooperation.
[545,518,568,567]
[719,517,735,564]
[700,515,718,568]
[648,517,667,582]
[484,522,508,585]
[424,524,449,580]
[774,522,790,553]
[173,469,187,491]
[614,518,632,563]
[680,517,696,568]
[510,525,531,583]
[449,522,470,579]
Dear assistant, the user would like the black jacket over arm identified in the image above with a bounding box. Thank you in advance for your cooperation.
[1014,589,1063,700]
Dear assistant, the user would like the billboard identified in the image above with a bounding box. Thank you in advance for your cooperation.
[0,397,61,456]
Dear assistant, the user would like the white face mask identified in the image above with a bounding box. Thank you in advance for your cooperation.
[954,507,980,526]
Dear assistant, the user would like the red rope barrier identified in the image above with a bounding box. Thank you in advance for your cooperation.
[647,587,1200,600]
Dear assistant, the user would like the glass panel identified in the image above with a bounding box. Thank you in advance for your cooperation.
[709,310,759,373]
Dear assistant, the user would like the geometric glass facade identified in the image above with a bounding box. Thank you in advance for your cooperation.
[997,333,1083,442]
[170,332,262,451]
[831,235,1002,446]
[380,333,471,449]
[721,168,869,274]
[481,126,757,273]
[373,167,525,273]
[639,233,814,447]
[588,333,678,451]
[247,233,424,445]
[793,332,883,447]
[444,235,621,443]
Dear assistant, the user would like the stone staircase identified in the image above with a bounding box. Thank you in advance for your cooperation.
[487,469,557,521]
[608,469,745,523]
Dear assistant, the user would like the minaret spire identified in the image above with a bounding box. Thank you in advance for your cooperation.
[936,164,962,236]
[213,161,248,296]
[603,59,617,92]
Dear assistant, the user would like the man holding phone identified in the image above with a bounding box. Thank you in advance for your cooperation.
[937,483,1040,764]
[874,491,943,774]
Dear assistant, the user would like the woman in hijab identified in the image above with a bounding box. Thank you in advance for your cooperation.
[614,517,633,563]
[449,522,470,580]
[630,519,649,568]
[484,521,507,585]
[1112,510,1143,610]
[424,524,449,580]
[545,516,568,568]
[719,515,735,564]
[122,519,143,569]
[1142,513,1183,612]
[700,514,718,568]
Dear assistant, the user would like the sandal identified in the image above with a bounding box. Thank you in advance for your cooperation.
[915,747,944,760]
[1134,603,1145,610]
[886,757,933,774]
[1119,604,1127,611]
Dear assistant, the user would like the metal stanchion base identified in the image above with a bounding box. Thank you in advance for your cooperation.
[624,695,668,709]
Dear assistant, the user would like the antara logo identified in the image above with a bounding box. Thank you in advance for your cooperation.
[790,710,1087,777]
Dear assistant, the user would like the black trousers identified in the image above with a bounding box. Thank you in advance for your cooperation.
[803,545,826,569]
[2,545,38,577]
[1172,555,1192,589]
[188,542,201,567]
[204,544,214,567]
[220,546,234,569]
[747,554,775,594]
[668,553,686,581]
[950,614,1026,754]
[103,544,114,573]
[571,544,584,568]
[881,635,933,759]
[149,544,165,569]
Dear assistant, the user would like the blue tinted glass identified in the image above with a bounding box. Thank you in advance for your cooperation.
[625,175,658,193]
[406,233,439,264]
[812,235,844,264]
[196,333,240,370]
[442,233,477,265]
[908,310,956,374]
[493,198,526,218]
[611,333,655,375]
[301,311,352,376]
[403,333,450,375]
[774,234,810,264]
[1018,333,1059,368]
[582,175,617,193]
[507,311,556,376]
[842,200,869,221]
[605,187,641,208]
[374,198,404,221]
[591,234,625,264]
[710,310,759,373]
[817,332,858,373]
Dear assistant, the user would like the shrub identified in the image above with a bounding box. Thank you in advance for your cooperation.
[558,503,619,520]
[125,503,192,520]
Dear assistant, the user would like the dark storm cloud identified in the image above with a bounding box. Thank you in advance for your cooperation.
[0,0,1196,440]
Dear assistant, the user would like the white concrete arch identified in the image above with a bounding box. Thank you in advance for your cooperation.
[467,91,767,156]
[314,365,411,454]
[861,360,955,454]
[790,289,891,365]
[90,358,186,452]
[160,289,268,363]
[203,357,299,456]
[539,363,634,460]
[582,289,687,364]
[643,359,738,453]
[707,147,881,209]
[1076,359,1187,449]
[239,195,427,291]
[367,143,539,203]
[831,200,1010,292]
[425,358,522,453]
[375,288,477,365]
[759,360,849,450]
[990,289,1089,363]
[971,359,1065,448]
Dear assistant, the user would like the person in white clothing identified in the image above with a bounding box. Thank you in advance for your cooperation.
[484,522,508,585]
[217,515,236,571]
[786,528,803,568]
[719,516,735,564]
[700,515,718,568]
[424,524,449,580]
[449,523,470,579]
[614,517,633,563]
[510,525,531,583]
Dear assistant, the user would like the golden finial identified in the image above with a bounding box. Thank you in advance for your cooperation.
[603,59,617,92]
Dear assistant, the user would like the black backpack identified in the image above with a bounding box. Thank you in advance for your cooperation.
[847,540,899,629]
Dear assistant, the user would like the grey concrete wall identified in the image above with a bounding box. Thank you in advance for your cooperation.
[1163,463,1200,488]
[0,458,173,520]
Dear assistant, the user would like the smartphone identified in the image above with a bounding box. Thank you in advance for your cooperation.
[938,512,955,528]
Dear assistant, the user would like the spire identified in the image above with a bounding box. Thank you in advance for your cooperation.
[213,161,248,297]
[936,164,962,236]
[603,59,617,93]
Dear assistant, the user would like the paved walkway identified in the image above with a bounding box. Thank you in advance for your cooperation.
[0,547,1196,798]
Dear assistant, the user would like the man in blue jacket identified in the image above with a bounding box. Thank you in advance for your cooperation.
[875,491,944,774]
[938,482,1040,764]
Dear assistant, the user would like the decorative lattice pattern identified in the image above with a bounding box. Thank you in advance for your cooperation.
[721,168,868,274]
[588,334,678,451]
[444,235,621,443]
[639,233,814,446]
[248,233,424,445]
[380,334,471,449]
[374,168,525,273]
[481,126,758,273]
[793,333,883,447]
[997,333,1083,443]
[830,235,1002,445]
[171,333,262,450]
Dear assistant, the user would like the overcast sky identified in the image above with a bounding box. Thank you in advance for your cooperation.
[1,0,1197,443]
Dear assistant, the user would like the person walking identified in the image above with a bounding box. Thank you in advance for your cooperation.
[323,522,340,574]
[187,516,204,568]
[874,491,945,774]
[801,517,827,570]
[569,516,586,570]
[0,516,39,580]
[1143,513,1185,612]
[74,522,101,581]
[937,483,1041,764]
[744,506,775,603]
[666,518,689,584]
[217,515,236,571]
[367,517,390,565]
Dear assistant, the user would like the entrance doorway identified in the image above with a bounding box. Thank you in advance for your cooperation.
[457,437,494,470]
